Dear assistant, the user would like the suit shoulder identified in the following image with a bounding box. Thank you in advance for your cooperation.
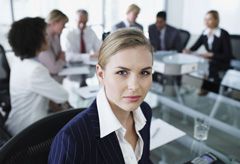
[57,108,92,139]
[220,28,230,36]
[167,24,179,32]
[148,24,156,30]
[140,101,152,121]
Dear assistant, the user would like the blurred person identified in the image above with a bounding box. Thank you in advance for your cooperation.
[38,9,68,82]
[148,11,181,52]
[61,9,101,62]
[5,17,68,135]
[183,10,232,95]
[49,29,153,164]
[112,4,143,31]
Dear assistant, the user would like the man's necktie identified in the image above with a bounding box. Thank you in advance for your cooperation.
[80,30,86,53]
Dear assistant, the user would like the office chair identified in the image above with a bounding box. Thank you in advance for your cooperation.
[179,29,191,51]
[102,31,110,41]
[0,108,85,164]
[230,35,240,70]
[0,44,11,121]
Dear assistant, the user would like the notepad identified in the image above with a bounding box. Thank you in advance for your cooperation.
[74,86,99,99]
[58,66,90,76]
[150,118,186,150]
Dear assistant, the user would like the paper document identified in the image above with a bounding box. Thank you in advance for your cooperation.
[74,86,100,99]
[58,66,90,76]
[150,118,186,150]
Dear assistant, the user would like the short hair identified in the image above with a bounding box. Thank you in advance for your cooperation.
[126,4,140,14]
[8,17,47,60]
[46,9,68,24]
[98,29,153,69]
[157,11,167,21]
[207,10,219,27]
[76,9,88,17]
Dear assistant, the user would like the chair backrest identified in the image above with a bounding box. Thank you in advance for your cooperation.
[0,45,10,86]
[0,45,11,120]
[230,35,240,60]
[178,29,191,51]
[0,108,84,164]
[102,31,110,41]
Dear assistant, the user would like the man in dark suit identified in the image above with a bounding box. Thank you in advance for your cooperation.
[148,11,181,52]
[112,4,143,31]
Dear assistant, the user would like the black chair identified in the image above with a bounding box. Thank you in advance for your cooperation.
[230,35,240,70]
[178,29,191,51]
[0,44,11,121]
[102,31,110,41]
[0,108,85,164]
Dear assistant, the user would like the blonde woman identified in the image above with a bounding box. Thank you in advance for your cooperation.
[49,29,153,164]
[38,9,68,79]
[112,4,143,31]
[184,10,232,95]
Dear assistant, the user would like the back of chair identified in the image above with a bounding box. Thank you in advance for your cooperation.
[0,108,84,164]
[179,29,191,51]
[0,45,11,121]
[230,35,240,60]
[229,35,240,70]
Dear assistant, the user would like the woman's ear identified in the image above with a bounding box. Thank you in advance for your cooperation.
[96,64,104,84]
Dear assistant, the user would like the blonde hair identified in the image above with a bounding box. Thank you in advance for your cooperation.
[207,10,219,27]
[46,9,68,24]
[126,4,140,14]
[98,29,153,69]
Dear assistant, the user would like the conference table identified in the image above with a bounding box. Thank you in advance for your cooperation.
[61,52,240,163]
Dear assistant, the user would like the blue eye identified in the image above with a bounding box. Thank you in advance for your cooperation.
[116,70,128,76]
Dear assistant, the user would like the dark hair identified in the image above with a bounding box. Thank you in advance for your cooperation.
[8,17,47,60]
[157,11,167,21]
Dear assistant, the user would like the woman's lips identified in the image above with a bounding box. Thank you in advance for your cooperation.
[123,96,141,102]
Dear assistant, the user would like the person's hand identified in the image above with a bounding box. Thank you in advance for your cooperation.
[200,52,213,59]
[182,48,191,54]
[58,51,66,61]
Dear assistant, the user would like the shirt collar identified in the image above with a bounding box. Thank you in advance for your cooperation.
[203,28,221,38]
[124,19,130,27]
[96,87,146,138]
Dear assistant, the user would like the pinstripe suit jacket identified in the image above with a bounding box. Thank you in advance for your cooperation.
[48,100,152,164]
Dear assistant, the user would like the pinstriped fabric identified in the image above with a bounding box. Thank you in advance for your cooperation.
[48,100,153,164]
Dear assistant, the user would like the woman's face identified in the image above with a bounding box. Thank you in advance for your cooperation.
[52,20,66,34]
[204,13,218,29]
[97,46,152,112]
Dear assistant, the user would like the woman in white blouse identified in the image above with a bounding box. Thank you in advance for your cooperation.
[6,17,68,135]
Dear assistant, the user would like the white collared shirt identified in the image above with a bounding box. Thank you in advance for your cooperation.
[203,28,221,50]
[60,26,101,62]
[96,87,146,164]
[6,58,68,135]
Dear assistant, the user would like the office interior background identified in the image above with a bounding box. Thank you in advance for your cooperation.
[1,0,240,163]
[1,0,240,49]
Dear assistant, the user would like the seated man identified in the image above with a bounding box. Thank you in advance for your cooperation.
[149,11,182,86]
[61,9,101,62]
[112,4,143,31]
[148,11,181,52]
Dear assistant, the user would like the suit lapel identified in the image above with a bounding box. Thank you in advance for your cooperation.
[87,100,125,164]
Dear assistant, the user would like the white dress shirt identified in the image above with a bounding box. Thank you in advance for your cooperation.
[60,26,101,62]
[96,87,146,164]
[5,58,68,135]
[203,27,221,50]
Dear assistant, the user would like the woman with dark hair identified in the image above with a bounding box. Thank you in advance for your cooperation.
[184,10,232,95]
[5,17,68,135]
